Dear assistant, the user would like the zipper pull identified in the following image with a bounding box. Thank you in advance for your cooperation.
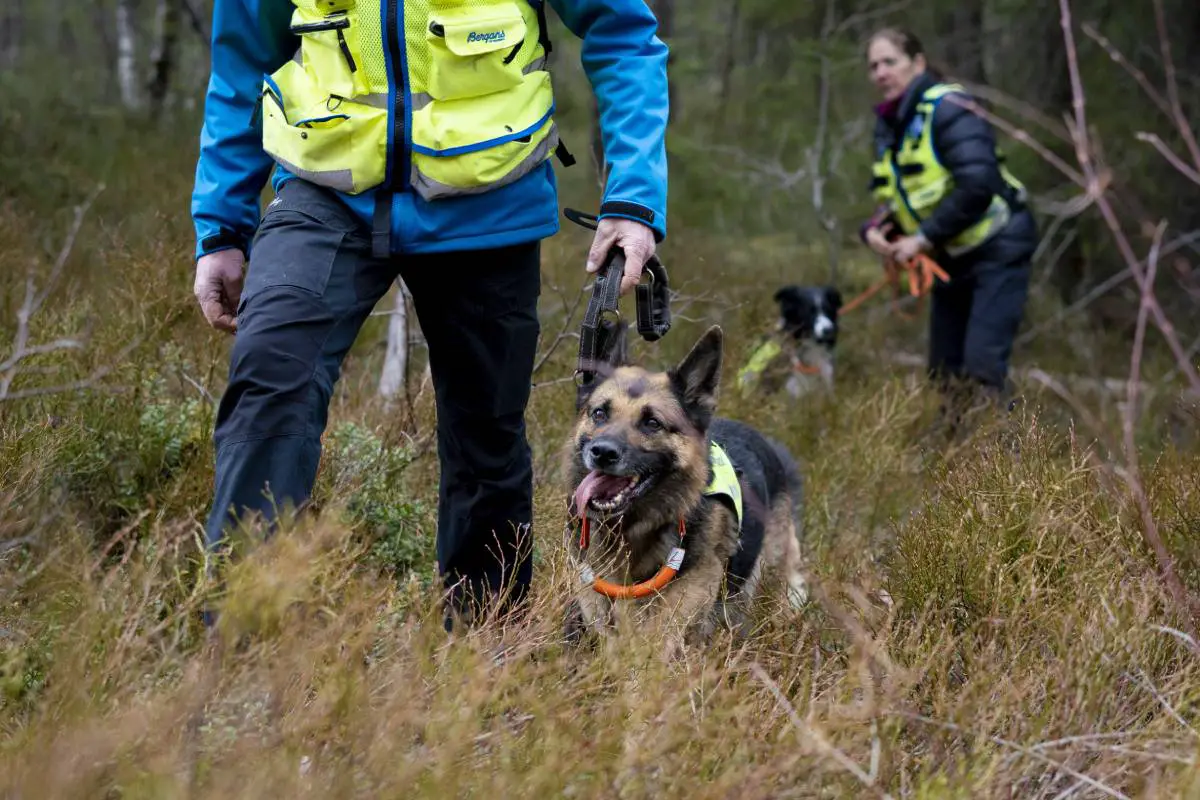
[336,28,357,72]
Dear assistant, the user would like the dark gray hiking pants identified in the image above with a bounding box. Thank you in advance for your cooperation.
[205,178,541,618]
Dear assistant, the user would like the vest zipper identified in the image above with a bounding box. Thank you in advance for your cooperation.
[386,0,410,193]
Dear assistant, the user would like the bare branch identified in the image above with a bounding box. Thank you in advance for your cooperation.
[1080,23,1173,119]
[944,95,1086,186]
[1117,220,1200,640]
[893,711,1131,800]
[179,0,212,49]
[1,185,107,402]
[1016,230,1200,346]
[1054,0,1200,395]
[532,283,587,376]
[1151,0,1200,172]
[832,0,912,37]
[751,662,894,799]
[1135,132,1200,186]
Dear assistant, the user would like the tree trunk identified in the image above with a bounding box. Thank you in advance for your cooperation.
[937,1,986,85]
[715,0,741,135]
[0,5,21,68]
[116,0,141,111]
[378,282,410,405]
[146,0,180,114]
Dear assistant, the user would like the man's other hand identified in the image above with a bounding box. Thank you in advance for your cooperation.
[194,249,245,334]
[585,217,656,296]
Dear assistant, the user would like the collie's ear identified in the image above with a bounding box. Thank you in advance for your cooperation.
[825,285,843,312]
[669,325,723,430]
[773,285,800,305]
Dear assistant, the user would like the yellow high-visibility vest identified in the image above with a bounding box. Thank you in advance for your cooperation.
[260,0,557,200]
[870,82,1027,256]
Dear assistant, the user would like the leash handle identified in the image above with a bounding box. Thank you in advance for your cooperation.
[564,207,672,409]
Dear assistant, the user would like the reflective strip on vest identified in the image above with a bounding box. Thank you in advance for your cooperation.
[704,442,743,530]
[261,0,556,199]
[872,82,1027,257]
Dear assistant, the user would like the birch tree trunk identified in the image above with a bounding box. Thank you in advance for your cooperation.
[378,282,410,404]
[116,0,141,111]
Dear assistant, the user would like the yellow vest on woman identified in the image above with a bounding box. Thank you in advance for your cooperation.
[870,82,1027,257]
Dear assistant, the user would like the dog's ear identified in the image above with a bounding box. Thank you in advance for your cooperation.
[575,320,630,413]
[669,325,723,430]
[825,286,843,312]
[606,319,630,370]
[773,285,799,306]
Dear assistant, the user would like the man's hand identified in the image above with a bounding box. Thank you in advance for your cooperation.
[194,249,246,334]
[864,222,894,257]
[888,232,931,264]
[585,217,656,296]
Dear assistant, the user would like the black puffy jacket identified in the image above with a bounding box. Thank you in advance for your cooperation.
[870,71,1038,267]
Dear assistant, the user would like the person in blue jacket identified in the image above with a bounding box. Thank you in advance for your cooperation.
[190,0,670,629]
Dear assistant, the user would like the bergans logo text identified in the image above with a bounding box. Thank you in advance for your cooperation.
[467,30,506,44]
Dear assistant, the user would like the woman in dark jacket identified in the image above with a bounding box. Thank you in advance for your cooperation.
[859,28,1038,431]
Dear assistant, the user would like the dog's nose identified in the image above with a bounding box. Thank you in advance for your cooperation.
[813,314,835,341]
[585,439,621,470]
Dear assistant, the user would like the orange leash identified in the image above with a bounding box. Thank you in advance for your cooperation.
[577,515,687,600]
[840,253,950,319]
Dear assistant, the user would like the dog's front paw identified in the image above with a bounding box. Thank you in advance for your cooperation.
[786,571,810,609]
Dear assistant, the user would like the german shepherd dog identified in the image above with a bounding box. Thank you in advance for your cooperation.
[562,324,809,654]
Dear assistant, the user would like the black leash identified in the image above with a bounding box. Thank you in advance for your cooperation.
[564,208,672,410]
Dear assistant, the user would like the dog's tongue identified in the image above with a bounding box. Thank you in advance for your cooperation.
[573,470,630,513]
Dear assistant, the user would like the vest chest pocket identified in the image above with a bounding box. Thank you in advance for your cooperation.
[289,3,368,100]
[409,68,556,201]
[426,3,528,101]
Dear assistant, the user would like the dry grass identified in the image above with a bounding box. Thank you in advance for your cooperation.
[1,112,1198,799]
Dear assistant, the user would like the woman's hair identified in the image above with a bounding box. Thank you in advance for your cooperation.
[867,27,944,79]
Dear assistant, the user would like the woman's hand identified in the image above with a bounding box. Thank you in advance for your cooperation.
[888,233,931,264]
[864,223,894,256]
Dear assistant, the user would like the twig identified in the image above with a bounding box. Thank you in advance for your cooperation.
[1015,229,1200,346]
[750,662,893,799]
[1033,225,1079,293]
[1135,132,1200,187]
[945,95,1085,186]
[532,283,587,375]
[832,0,912,37]
[892,710,1131,800]
[530,375,578,391]
[1112,221,1198,638]
[1023,368,1117,454]
[1124,221,1166,444]
[1150,624,1199,652]
[1151,0,1200,172]
[956,79,1072,146]
[179,370,216,405]
[179,0,211,49]
[1,185,110,401]
[1080,23,1173,120]
[1058,0,1200,395]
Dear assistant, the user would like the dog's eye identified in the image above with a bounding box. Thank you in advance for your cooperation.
[590,407,608,424]
[642,416,663,433]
